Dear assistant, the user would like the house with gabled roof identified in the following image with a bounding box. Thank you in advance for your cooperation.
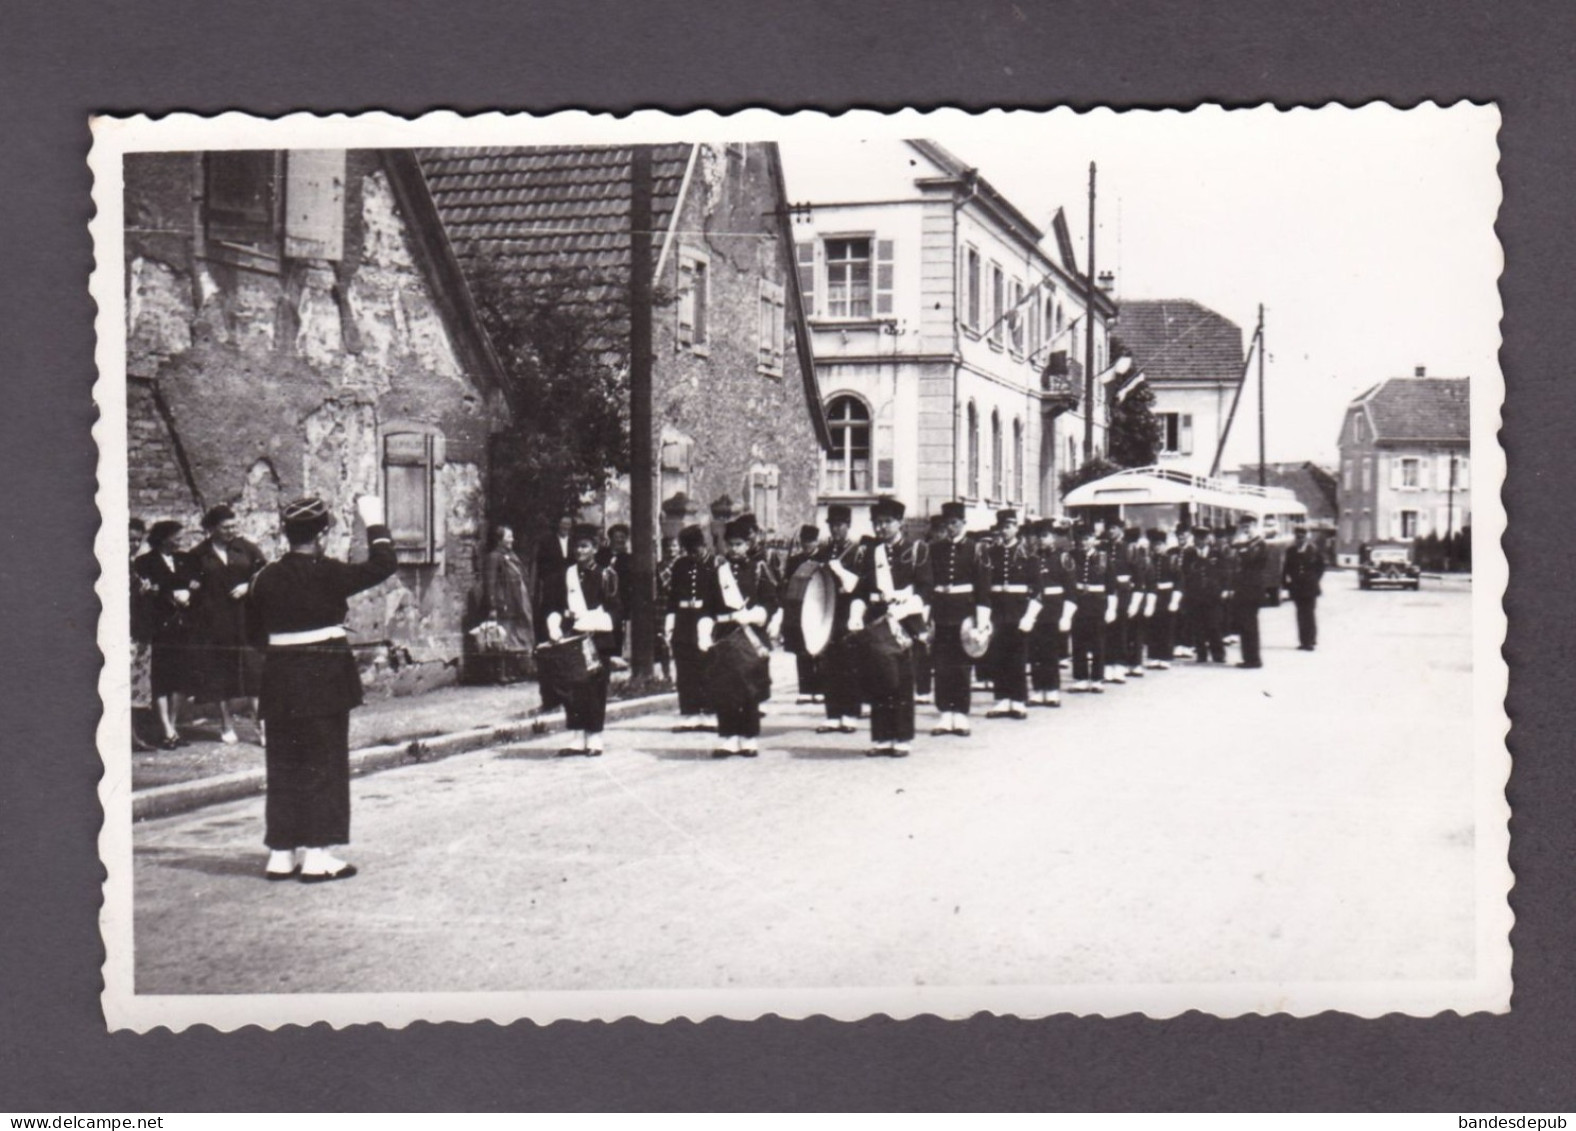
[1113,298,1245,475]
[1335,368,1471,563]
[781,137,1118,531]
[417,142,829,546]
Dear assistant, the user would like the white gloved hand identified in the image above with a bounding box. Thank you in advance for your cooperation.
[846,602,866,634]
[229,582,249,600]
[1169,591,1182,613]
[663,612,676,642]
[1128,593,1144,618]
[1104,597,1117,624]
[546,612,564,642]
[355,494,386,528]
[697,617,715,652]
[1018,613,1037,633]
[975,605,993,630]
[173,589,191,607]
[1059,609,1075,634]
[767,608,784,639]
[741,605,768,628]
[828,560,858,593]
[1144,593,1157,618]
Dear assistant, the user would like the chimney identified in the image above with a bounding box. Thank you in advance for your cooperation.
[1097,270,1116,295]
[1414,365,1426,377]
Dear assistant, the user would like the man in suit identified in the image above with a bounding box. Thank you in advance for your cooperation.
[1283,523,1326,650]
[248,495,397,883]
[848,497,932,756]
[926,501,988,736]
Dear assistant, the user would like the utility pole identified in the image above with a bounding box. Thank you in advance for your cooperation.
[628,145,655,679]
[1257,303,1267,489]
[1446,450,1457,570]
[1083,162,1097,463]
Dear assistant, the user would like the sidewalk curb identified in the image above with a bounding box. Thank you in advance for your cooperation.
[132,691,680,822]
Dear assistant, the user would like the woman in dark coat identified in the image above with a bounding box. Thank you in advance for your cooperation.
[134,520,201,748]
[478,524,533,683]
[189,504,268,744]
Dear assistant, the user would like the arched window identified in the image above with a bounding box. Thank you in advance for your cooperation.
[826,395,871,493]
[991,410,1004,501]
[1013,417,1025,503]
[966,401,980,498]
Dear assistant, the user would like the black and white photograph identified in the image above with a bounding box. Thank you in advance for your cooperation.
[92,106,1508,1031]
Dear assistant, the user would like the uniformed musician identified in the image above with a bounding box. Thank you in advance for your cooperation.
[544,523,621,754]
[847,497,932,756]
[1068,523,1116,693]
[703,516,780,757]
[1121,525,1151,679]
[1230,514,1268,669]
[664,524,717,732]
[1102,520,1132,685]
[1173,524,1197,660]
[783,523,824,705]
[248,494,396,883]
[982,508,1042,719]
[1144,528,1180,669]
[816,503,864,735]
[1183,524,1229,663]
[926,501,989,736]
[1027,519,1075,707]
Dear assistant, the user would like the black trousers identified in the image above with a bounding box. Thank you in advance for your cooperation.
[673,642,710,716]
[869,648,916,743]
[1193,603,1226,662]
[1235,601,1262,666]
[564,667,610,733]
[794,651,820,696]
[264,711,351,849]
[716,700,762,739]
[1029,621,1063,691]
[1149,599,1175,660]
[1294,596,1318,647]
[1126,607,1148,668]
[987,623,1029,702]
[931,622,974,714]
[1071,602,1106,682]
[822,635,864,720]
[912,637,933,696]
[1105,586,1131,668]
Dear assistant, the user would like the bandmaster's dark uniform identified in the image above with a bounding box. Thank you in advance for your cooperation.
[248,497,396,862]
[1283,527,1326,650]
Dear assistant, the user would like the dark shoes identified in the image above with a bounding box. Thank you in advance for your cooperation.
[1235,661,1263,669]
[263,867,300,882]
[299,863,357,884]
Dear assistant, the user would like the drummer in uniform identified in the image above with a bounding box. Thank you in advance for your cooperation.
[1027,518,1075,708]
[926,500,989,737]
[847,497,932,756]
[1121,525,1151,679]
[1144,527,1180,669]
[1068,523,1116,693]
[542,523,621,755]
[703,516,779,757]
[783,523,824,705]
[248,494,396,883]
[664,524,718,732]
[1102,520,1132,685]
[982,508,1042,720]
[816,503,865,735]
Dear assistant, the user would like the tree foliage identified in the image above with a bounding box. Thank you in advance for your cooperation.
[1106,341,1163,469]
[1059,454,1125,499]
[464,254,634,549]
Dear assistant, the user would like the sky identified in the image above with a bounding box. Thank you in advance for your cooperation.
[778,105,1502,469]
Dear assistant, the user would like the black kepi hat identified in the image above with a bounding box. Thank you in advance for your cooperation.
[826,504,853,525]
[723,516,753,542]
[678,524,707,550]
[940,501,967,522]
[798,523,820,543]
[996,507,1018,525]
[871,496,906,522]
[281,496,332,540]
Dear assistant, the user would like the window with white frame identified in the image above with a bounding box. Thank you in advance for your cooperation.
[817,236,894,320]
[1397,456,1421,489]
[1342,458,1354,491]
[795,241,815,317]
[962,245,981,331]
[967,401,981,497]
[676,248,709,352]
[989,263,1005,346]
[1013,417,1024,502]
[990,410,1004,499]
[1398,509,1419,539]
[1009,278,1025,354]
[1159,412,1194,456]
[757,278,785,375]
[825,395,871,493]
[1362,458,1372,492]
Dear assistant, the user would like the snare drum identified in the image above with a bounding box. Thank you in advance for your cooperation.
[706,625,773,706]
[535,633,601,692]
[855,615,911,701]
[781,559,836,657]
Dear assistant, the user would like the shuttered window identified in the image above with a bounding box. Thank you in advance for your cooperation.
[874,239,895,315]
[795,241,815,317]
[205,150,345,271]
[677,250,709,353]
[383,429,445,565]
[758,278,786,375]
[284,150,346,261]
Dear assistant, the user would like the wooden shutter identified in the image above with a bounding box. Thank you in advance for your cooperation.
[1181,414,1194,456]
[796,241,815,318]
[284,150,346,261]
[1457,457,1469,489]
[676,259,695,349]
[1388,456,1401,490]
[875,239,895,315]
[383,430,445,563]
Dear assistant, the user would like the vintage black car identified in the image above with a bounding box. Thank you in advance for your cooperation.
[1359,543,1422,590]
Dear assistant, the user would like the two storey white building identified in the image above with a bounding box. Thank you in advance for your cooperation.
[784,139,1117,532]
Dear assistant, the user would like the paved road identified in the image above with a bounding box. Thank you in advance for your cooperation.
[132,576,1477,996]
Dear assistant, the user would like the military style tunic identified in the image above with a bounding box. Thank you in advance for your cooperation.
[927,533,988,715]
[1283,539,1326,649]
[983,538,1042,704]
[705,553,780,740]
[543,558,622,734]
[666,552,718,718]
[1070,546,1111,684]
[247,523,397,850]
[1030,544,1074,691]
[851,535,933,744]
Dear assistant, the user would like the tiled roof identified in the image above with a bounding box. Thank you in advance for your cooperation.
[1356,376,1471,442]
[416,145,693,316]
[1115,299,1244,385]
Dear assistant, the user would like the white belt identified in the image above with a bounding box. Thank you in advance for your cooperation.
[677,599,706,610]
[991,584,1030,594]
[1041,586,1064,597]
[1156,582,1175,590]
[934,583,975,595]
[1116,574,1133,583]
[269,626,347,647]
[1079,584,1106,593]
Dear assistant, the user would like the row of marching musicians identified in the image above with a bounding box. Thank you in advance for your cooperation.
[534,497,1280,760]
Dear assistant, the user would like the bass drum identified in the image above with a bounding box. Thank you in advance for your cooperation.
[781,559,836,657]
[706,625,774,706]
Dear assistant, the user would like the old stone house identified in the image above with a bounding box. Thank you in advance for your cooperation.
[123,148,513,695]
[416,142,829,547]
